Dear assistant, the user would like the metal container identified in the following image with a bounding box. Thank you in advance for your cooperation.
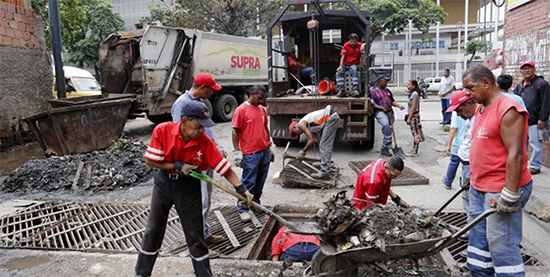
[24,97,133,156]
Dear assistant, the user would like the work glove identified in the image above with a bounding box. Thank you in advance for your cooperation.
[391,194,409,208]
[493,187,522,213]
[297,150,306,161]
[232,150,243,167]
[220,149,228,158]
[236,185,254,207]
[173,161,198,175]
[269,149,275,163]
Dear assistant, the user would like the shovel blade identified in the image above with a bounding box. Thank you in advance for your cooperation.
[393,147,405,159]
[286,222,325,235]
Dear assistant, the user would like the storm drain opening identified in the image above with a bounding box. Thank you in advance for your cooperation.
[438,212,543,267]
[349,160,430,186]
[0,201,267,256]
[279,160,339,189]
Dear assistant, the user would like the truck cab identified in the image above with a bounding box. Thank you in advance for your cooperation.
[52,66,101,98]
[266,0,375,148]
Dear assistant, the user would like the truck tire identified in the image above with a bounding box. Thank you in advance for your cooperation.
[214,94,238,122]
[203,98,213,119]
[147,113,172,124]
[272,138,288,147]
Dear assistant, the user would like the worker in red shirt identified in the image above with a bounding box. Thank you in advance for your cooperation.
[271,226,321,262]
[135,100,253,277]
[231,85,274,222]
[351,157,409,209]
[288,50,314,85]
[336,33,366,97]
[462,65,532,277]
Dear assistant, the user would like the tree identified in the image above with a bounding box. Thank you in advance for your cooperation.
[31,0,124,74]
[139,1,166,25]
[465,40,488,67]
[164,0,284,37]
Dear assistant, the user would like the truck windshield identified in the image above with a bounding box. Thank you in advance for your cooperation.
[73,78,101,91]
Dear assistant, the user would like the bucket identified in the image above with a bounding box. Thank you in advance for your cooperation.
[318,79,335,95]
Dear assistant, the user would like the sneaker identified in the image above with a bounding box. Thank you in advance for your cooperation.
[349,90,360,97]
[239,212,251,222]
[336,90,346,97]
[312,162,321,167]
[205,235,224,244]
[381,149,392,157]
[439,121,445,124]
[311,172,330,179]
[208,249,219,259]
[442,179,452,190]
[529,168,541,175]
[405,151,418,157]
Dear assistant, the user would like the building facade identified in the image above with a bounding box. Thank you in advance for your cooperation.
[108,0,172,29]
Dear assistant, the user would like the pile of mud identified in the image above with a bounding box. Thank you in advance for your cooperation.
[316,191,445,251]
[1,137,155,193]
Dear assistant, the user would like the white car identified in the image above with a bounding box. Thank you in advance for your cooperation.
[424,77,462,93]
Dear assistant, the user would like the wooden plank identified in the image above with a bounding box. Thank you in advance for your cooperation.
[72,161,85,190]
[214,210,241,248]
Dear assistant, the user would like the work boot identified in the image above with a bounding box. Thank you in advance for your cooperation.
[380,149,392,157]
[349,90,360,97]
[529,168,541,175]
[208,249,219,259]
[442,178,452,190]
[239,211,251,222]
[205,235,224,244]
[336,90,346,97]
[311,172,330,179]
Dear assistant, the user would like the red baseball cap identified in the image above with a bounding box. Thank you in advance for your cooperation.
[520,61,535,69]
[446,90,470,113]
[289,121,299,138]
[194,73,222,91]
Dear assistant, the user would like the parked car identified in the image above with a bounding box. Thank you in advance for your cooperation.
[424,76,462,94]
[53,66,101,98]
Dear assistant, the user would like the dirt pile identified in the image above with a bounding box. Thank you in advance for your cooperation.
[1,137,155,193]
[316,191,445,251]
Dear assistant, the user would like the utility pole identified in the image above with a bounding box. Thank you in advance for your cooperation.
[483,0,487,56]
[436,0,440,76]
[494,0,499,43]
[49,0,66,99]
[408,19,413,80]
[464,0,469,70]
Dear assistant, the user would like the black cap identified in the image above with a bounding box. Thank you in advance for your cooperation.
[180,101,215,128]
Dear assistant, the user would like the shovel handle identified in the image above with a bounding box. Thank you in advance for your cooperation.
[434,184,469,216]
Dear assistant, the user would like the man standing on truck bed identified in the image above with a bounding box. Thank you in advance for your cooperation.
[171,73,226,257]
[289,105,339,179]
[231,85,274,222]
[136,100,253,277]
[336,33,366,97]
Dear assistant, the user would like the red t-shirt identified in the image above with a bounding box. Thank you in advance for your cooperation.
[145,122,232,176]
[341,41,363,66]
[352,159,391,209]
[271,226,321,258]
[231,102,272,155]
[470,94,532,192]
[288,55,299,74]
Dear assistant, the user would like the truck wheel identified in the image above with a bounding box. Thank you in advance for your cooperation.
[272,138,288,147]
[203,98,213,119]
[147,113,172,124]
[214,94,238,122]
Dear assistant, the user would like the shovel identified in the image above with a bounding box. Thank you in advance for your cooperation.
[434,184,470,216]
[188,171,325,235]
[391,121,405,159]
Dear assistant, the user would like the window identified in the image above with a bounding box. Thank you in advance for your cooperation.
[390,42,399,50]
[439,41,445,48]
[434,78,442,83]
[322,29,342,44]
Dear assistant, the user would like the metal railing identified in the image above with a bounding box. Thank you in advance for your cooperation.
[389,69,464,87]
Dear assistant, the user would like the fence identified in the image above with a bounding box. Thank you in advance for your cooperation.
[388,69,464,87]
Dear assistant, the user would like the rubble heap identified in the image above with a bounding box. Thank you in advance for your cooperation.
[1,137,155,193]
[316,191,445,251]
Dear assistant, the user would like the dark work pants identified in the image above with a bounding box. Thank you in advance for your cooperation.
[135,171,212,277]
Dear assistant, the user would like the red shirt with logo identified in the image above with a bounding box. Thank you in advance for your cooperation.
[232,102,272,155]
[271,226,321,258]
[352,159,391,209]
[144,122,232,176]
[341,41,363,66]
[470,94,532,192]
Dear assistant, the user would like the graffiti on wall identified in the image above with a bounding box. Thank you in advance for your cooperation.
[505,27,550,81]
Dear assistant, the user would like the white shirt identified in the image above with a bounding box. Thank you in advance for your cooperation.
[300,105,332,133]
[439,75,455,100]
[458,116,475,162]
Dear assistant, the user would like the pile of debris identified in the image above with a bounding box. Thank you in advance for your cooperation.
[1,137,155,193]
[315,191,444,251]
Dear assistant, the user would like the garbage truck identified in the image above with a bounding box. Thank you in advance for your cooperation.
[99,25,268,123]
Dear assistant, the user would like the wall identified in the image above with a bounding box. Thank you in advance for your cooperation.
[0,1,52,149]
[504,0,550,167]
[440,0,478,25]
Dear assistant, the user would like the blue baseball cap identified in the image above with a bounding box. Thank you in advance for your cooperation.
[375,75,390,83]
[180,101,215,128]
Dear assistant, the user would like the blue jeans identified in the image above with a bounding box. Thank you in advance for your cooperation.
[374,110,392,151]
[467,181,533,277]
[460,164,472,222]
[422,88,427,99]
[527,124,543,170]
[238,148,270,213]
[336,65,358,91]
[299,67,314,85]
[444,154,461,186]
[441,98,451,123]
[280,243,320,262]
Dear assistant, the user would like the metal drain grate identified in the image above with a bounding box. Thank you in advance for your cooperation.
[439,212,543,266]
[0,202,266,256]
[349,160,430,186]
[280,161,338,188]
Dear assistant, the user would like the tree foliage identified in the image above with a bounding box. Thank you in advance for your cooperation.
[31,0,124,72]
[349,0,447,43]
[465,40,488,66]
[164,0,285,37]
[139,1,166,24]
